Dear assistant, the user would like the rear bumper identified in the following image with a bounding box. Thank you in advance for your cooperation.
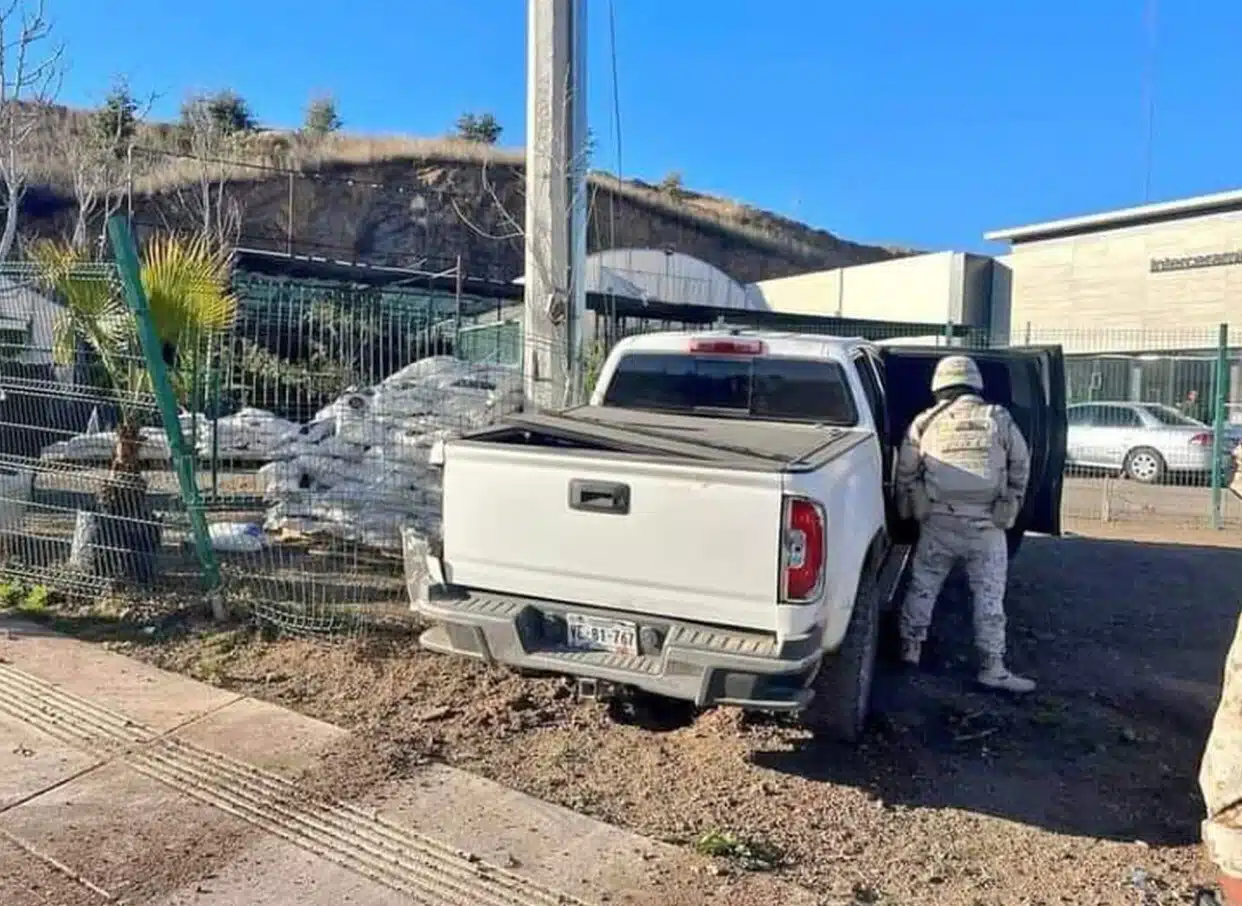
[417,589,824,711]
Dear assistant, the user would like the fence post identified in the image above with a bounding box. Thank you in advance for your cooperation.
[286,172,295,256]
[210,349,221,502]
[106,215,222,591]
[454,254,463,348]
[1211,322,1230,530]
[943,317,954,347]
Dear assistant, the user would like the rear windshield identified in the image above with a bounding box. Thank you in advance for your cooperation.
[1140,403,1205,427]
[601,352,859,425]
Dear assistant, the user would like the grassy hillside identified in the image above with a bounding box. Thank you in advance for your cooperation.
[20,106,911,282]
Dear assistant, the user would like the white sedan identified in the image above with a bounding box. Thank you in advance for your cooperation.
[1066,401,1238,484]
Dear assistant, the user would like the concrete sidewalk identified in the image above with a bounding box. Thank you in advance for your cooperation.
[0,616,817,906]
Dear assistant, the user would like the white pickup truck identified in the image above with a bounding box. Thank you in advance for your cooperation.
[416,330,1067,741]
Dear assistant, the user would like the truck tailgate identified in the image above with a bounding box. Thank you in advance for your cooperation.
[441,442,785,632]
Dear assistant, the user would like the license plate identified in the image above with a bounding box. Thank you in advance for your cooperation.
[565,614,638,656]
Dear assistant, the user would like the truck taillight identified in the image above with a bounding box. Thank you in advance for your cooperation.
[780,496,825,603]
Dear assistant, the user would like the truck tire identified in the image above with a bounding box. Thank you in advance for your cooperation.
[804,568,880,744]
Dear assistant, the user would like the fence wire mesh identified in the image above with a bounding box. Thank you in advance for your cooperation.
[196,270,521,634]
[10,244,1242,635]
[1023,326,1240,531]
[0,261,206,605]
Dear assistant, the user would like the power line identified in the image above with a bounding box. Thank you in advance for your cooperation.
[1141,0,1159,201]
[607,0,624,235]
[605,0,624,320]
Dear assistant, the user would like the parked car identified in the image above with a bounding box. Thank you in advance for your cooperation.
[413,331,1067,742]
[1065,401,1238,484]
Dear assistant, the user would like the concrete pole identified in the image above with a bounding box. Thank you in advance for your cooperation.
[523,0,588,410]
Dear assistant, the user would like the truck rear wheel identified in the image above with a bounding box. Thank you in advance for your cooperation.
[803,568,879,743]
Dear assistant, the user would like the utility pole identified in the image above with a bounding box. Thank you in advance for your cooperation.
[523,0,588,410]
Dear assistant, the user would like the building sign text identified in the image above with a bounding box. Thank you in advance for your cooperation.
[1150,251,1242,273]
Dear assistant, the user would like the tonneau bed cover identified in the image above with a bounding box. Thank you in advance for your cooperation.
[466,405,869,473]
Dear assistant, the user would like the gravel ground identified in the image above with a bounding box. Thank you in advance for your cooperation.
[30,527,1240,905]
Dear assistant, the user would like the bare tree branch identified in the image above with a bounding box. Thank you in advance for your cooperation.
[480,155,525,240]
[449,155,524,242]
[0,0,65,259]
[165,95,248,250]
[64,80,158,255]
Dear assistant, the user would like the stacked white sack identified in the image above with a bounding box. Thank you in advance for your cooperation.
[39,407,296,464]
[191,408,301,461]
[259,357,521,550]
[40,427,172,463]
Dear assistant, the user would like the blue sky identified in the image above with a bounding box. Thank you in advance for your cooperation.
[52,0,1242,254]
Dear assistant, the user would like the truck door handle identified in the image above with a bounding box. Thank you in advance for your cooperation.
[568,479,631,515]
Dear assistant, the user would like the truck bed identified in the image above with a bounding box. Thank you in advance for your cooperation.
[441,407,873,632]
[468,405,869,473]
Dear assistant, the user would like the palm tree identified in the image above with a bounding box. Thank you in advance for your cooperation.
[30,233,237,578]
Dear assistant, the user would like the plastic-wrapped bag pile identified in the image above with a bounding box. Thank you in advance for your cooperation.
[41,427,172,464]
[258,356,522,551]
[40,408,296,464]
[189,408,300,461]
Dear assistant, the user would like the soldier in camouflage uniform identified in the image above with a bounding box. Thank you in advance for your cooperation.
[1200,611,1242,905]
[894,355,1036,694]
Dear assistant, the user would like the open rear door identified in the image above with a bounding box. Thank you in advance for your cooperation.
[875,344,1068,549]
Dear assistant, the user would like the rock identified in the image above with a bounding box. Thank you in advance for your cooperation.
[413,705,455,722]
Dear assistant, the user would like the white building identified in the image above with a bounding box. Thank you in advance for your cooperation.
[985,188,1242,353]
[748,250,1001,337]
[515,247,760,311]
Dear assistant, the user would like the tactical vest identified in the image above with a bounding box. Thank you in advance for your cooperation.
[917,394,1008,514]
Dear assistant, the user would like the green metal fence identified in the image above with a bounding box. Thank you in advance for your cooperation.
[456,317,522,366]
[7,228,1241,635]
[189,271,522,633]
[0,218,218,609]
[1017,325,1237,532]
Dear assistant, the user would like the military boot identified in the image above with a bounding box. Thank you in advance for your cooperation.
[977,655,1036,694]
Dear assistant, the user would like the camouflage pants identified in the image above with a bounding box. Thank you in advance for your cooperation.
[1201,611,1242,879]
[900,514,1009,658]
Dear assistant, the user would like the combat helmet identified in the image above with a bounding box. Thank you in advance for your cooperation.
[930,355,984,393]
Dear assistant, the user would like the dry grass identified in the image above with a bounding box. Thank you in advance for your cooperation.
[29,106,905,264]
